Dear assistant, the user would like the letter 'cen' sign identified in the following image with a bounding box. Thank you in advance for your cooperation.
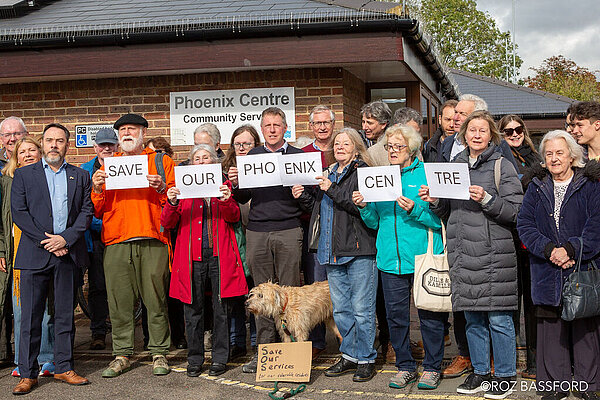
[279,152,322,186]
[237,153,282,188]
[424,162,471,200]
[256,342,312,383]
[357,166,402,202]
[174,164,223,199]
[104,155,149,190]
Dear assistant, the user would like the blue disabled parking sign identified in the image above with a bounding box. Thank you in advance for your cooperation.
[76,134,88,147]
[75,124,114,148]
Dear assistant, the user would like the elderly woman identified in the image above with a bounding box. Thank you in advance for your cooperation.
[292,127,378,382]
[517,130,600,400]
[352,125,446,390]
[420,111,523,399]
[160,144,248,378]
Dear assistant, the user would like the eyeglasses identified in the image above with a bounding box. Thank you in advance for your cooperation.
[233,142,254,149]
[502,126,524,137]
[310,121,333,128]
[384,143,408,152]
[0,131,27,139]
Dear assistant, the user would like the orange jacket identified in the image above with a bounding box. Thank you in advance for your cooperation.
[91,148,175,246]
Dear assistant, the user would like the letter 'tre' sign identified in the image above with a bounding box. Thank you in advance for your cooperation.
[423,162,471,200]
[174,164,223,199]
[357,166,402,202]
[104,155,150,190]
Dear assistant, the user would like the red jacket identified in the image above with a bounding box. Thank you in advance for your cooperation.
[160,183,247,304]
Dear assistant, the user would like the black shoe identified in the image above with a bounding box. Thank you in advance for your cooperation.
[186,365,203,377]
[541,392,568,400]
[484,376,517,399]
[353,363,375,382]
[230,346,247,360]
[209,362,227,376]
[456,373,491,394]
[90,335,106,350]
[175,339,188,350]
[242,353,257,374]
[324,358,358,377]
[581,392,600,400]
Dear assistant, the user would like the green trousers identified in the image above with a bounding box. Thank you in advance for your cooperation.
[104,239,170,356]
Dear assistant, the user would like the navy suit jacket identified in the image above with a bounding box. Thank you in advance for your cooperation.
[11,161,93,270]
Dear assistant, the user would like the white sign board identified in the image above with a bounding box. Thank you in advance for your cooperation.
[424,162,471,200]
[237,153,282,189]
[104,155,149,190]
[279,152,322,186]
[357,166,402,202]
[75,124,114,148]
[174,164,223,199]
[170,87,296,145]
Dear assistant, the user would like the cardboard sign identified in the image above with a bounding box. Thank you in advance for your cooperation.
[104,155,149,190]
[256,342,312,383]
[424,162,471,200]
[237,153,282,188]
[279,152,322,186]
[357,166,402,202]
[174,164,223,199]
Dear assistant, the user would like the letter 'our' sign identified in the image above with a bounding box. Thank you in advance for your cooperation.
[174,164,223,199]
[237,153,283,188]
[423,162,471,200]
[279,152,322,186]
[357,166,402,202]
[104,155,149,190]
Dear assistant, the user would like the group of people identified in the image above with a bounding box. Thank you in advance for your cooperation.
[0,95,598,400]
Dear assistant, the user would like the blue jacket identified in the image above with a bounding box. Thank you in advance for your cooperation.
[359,158,443,275]
[517,163,600,307]
[81,157,103,252]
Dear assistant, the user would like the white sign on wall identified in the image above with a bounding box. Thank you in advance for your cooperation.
[75,124,114,148]
[357,166,402,202]
[104,155,149,190]
[170,87,295,146]
[424,162,471,200]
[174,164,223,199]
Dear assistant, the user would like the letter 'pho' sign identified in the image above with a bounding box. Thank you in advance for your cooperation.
[357,166,402,202]
[423,163,471,200]
[279,152,322,186]
[237,153,282,188]
[174,164,223,199]
[104,155,149,190]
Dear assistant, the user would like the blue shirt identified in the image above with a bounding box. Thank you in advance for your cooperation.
[316,163,355,265]
[42,158,68,234]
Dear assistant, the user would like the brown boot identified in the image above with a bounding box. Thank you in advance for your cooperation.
[410,340,425,359]
[442,355,473,378]
[54,370,90,385]
[385,343,396,363]
[90,335,106,350]
[13,378,38,395]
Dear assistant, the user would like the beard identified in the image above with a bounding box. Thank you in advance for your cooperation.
[43,149,65,167]
[119,134,144,153]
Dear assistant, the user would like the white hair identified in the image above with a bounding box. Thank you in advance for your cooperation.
[0,116,27,133]
[459,94,488,112]
[539,130,585,168]
[190,143,219,163]
[193,123,221,147]
[309,105,335,123]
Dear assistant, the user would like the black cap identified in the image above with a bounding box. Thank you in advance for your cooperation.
[113,113,148,130]
[94,128,118,144]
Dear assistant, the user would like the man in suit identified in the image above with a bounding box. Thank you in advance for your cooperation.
[11,123,92,395]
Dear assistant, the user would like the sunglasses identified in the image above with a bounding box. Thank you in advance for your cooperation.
[502,126,524,137]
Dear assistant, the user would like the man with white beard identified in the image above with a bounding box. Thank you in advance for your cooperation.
[91,114,175,378]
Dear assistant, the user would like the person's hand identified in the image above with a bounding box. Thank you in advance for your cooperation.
[218,185,231,201]
[550,247,571,267]
[167,187,180,204]
[561,260,576,269]
[228,166,239,187]
[352,191,366,208]
[0,258,5,273]
[147,174,166,192]
[41,232,67,253]
[418,185,438,203]
[291,185,304,199]
[469,185,486,203]
[52,248,69,257]
[396,195,415,213]
[316,176,332,192]
[92,169,106,194]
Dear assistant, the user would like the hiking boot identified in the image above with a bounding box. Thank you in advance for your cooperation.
[242,353,258,374]
[102,356,131,378]
[484,376,517,399]
[456,372,490,394]
[389,370,418,389]
[90,334,106,350]
[443,355,473,378]
[152,355,170,375]
[324,358,358,377]
[353,363,375,382]
[418,370,441,390]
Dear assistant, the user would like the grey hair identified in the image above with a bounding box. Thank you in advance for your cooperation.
[193,123,221,147]
[459,94,488,112]
[360,101,392,125]
[0,116,27,133]
[189,143,220,163]
[309,105,335,123]
[539,130,585,169]
[385,124,423,157]
[391,107,422,126]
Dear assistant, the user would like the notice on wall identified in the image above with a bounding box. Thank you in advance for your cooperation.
[75,124,114,148]
[174,164,223,199]
[279,152,322,186]
[256,342,312,383]
[104,155,149,190]
[237,153,282,189]
[170,87,296,145]
[424,163,471,200]
[357,166,402,202]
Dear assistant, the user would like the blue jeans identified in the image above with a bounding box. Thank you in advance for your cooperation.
[380,271,447,373]
[464,311,516,377]
[306,253,328,350]
[326,256,377,363]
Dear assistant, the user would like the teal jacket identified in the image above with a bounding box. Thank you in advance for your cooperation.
[359,158,443,275]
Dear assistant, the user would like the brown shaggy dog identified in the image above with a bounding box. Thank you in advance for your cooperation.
[245,281,341,343]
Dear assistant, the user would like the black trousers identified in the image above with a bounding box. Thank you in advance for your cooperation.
[88,235,108,336]
[185,250,229,366]
[19,256,78,379]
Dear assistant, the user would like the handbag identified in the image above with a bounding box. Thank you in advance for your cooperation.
[413,224,452,312]
[561,237,600,321]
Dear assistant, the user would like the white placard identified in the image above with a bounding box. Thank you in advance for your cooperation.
[279,152,323,186]
[174,164,223,199]
[424,162,471,200]
[104,155,149,190]
[237,153,282,189]
[357,166,402,202]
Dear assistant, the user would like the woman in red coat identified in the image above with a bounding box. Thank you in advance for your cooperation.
[160,144,248,378]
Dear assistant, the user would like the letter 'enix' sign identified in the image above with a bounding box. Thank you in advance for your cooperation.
[236,152,323,189]
[104,155,149,190]
[174,164,223,199]
[357,166,402,202]
[423,162,471,200]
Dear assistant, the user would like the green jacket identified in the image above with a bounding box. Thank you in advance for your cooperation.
[359,158,443,275]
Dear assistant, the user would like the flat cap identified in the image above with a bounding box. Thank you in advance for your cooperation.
[114,113,148,130]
